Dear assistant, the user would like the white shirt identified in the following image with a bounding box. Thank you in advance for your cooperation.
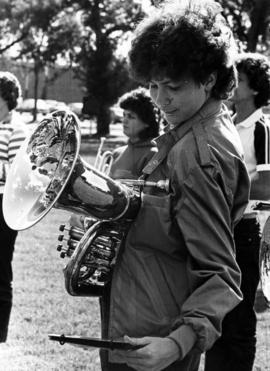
[236,108,270,214]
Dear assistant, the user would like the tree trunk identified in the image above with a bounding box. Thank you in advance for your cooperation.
[247,0,270,51]
[96,106,111,137]
[41,67,49,100]
[24,72,29,99]
[33,61,40,122]
[41,77,48,100]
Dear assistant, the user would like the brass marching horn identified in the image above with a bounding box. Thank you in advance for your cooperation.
[3,110,141,297]
[94,136,114,175]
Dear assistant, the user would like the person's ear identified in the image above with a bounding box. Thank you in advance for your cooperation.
[204,72,217,93]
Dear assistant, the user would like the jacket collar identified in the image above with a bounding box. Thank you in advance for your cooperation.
[128,139,155,148]
[142,98,222,176]
[155,98,222,148]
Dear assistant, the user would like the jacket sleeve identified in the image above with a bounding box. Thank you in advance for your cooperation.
[168,161,243,357]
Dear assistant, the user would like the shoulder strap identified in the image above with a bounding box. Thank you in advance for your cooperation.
[141,121,211,179]
[141,132,177,177]
[192,123,211,166]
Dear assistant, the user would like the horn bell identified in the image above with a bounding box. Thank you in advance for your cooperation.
[3,110,140,231]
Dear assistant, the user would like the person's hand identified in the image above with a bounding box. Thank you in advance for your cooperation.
[113,336,181,371]
[69,214,97,231]
[69,213,85,229]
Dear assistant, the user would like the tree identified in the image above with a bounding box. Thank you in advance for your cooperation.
[247,0,270,52]
[0,0,144,133]
[0,0,31,55]
[0,1,82,120]
[220,0,270,53]
[64,0,144,137]
[147,0,270,53]
[13,1,81,120]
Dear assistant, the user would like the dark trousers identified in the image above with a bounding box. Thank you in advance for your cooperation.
[205,217,261,371]
[0,194,17,342]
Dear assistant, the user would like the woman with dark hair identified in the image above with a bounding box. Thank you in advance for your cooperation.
[109,87,160,180]
[0,71,27,342]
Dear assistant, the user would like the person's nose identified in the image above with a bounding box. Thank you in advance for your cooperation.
[155,88,171,109]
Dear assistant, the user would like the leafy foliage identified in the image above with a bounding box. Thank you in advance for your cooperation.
[150,0,270,53]
[0,0,268,133]
[62,0,145,135]
[0,0,144,134]
[0,0,82,120]
[219,0,269,53]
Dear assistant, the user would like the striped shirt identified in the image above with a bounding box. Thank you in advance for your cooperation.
[0,111,27,193]
[235,108,270,214]
[236,108,270,180]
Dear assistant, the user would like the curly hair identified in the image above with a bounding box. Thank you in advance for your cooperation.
[0,71,22,111]
[128,0,237,100]
[235,53,270,109]
[118,87,160,140]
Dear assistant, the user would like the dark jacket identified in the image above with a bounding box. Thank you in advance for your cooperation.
[105,99,250,368]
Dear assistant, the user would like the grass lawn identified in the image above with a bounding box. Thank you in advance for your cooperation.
[1,149,270,370]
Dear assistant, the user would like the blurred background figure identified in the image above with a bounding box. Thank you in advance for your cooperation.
[0,71,27,342]
[109,87,160,180]
[205,52,270,371]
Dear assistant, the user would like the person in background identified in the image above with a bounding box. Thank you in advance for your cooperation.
[109,87,160,180]
[0,71,27,342]
[205,52,270,371]
[95,0,251,370]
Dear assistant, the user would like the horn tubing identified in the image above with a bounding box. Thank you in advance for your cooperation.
[2,110,140,230]
[55,157,139,221]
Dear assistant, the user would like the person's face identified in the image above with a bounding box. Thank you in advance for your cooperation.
[149,76,211,127]
[122,109,147,141]
[0,96,9,121]
[231,71,256,104]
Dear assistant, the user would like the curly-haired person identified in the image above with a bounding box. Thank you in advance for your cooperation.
[205,52,270,371]
[93,1,251,370]
[0,71,27,342]
[109,87,160,180]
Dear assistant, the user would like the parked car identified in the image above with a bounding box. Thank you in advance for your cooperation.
[67,102,83,118]
[17,98,51,115]
[263,105,270,116]
[44,99,69,113]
